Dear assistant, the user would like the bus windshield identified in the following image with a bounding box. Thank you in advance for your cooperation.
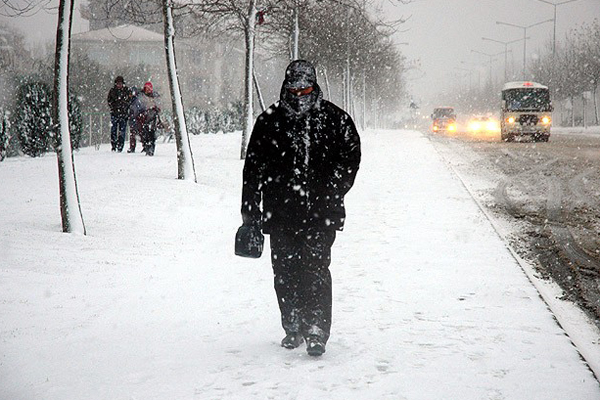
[433,108,455,118]
[503,88,551,112]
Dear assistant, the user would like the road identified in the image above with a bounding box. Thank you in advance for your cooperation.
[428,129,600,326]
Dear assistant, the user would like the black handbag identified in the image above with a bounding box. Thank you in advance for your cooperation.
[235,225,264,258]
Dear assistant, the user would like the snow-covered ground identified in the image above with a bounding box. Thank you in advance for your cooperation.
[1,129,599,399]
[552,125,600,136]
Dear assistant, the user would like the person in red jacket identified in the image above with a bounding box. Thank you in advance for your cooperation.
[136,82,161,156]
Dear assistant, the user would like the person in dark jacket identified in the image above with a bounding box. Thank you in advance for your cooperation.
[107,76,130,152]
[238,60,361,357]
[127,86,143,153]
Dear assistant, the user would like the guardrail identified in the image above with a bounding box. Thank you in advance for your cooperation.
[82,111,112,150]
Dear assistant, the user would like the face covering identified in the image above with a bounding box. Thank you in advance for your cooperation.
[280,60,321,117]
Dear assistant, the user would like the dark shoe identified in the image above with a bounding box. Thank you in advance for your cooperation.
[306,335,326,356]
[127,148,135,153]
[281,333,304,349]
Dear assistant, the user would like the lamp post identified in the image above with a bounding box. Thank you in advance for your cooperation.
[496,19,554,77]
[454,67,472,89]
[461,60,481,89]
[471,49,505,86]
[482,36,526,81]
[536,0,580,55]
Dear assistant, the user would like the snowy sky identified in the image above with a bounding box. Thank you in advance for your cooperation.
[391,0,600,104]
[2,0,600,105]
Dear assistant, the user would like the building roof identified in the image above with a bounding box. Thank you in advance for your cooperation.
[71,24,164,43]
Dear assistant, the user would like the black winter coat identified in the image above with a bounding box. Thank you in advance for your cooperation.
[107,86,130,118]
[241,97,361,233]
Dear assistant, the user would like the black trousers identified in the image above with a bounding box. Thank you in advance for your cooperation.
[141,125,156,156]
[269,228,336,343]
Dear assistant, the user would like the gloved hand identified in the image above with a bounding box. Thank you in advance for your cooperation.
[235,224,264,258]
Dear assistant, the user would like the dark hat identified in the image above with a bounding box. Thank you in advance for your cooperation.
[114,76,125,84]
[284,60,317,88]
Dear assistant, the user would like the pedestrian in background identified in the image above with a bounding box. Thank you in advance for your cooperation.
[127,86,143,153]
[137,82,161,156]
[236,60,361,357]
[107,76,129,152]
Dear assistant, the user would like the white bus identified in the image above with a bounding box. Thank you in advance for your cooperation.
[501,81,552,142]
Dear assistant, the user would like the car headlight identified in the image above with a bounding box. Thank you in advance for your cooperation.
[486,121,499,131]
[541,116,551,124]
[470,122,481,131]
[448,124,457,132]
[507,116,516,124]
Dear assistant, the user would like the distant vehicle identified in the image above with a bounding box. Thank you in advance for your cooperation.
[501,81,552,142]
[468,115,500,136]
[431,107,457,133]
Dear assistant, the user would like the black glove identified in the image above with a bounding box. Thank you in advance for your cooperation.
[235,225,264,258]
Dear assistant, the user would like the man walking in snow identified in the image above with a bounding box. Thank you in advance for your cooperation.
[107,76,130,152]
[237,60,361,356]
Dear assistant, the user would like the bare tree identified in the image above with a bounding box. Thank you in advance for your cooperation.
[183,0,281,159]
[163,0,197,181]
[577,20,600,125]
[53,0,86,234]
[2,0,87,233]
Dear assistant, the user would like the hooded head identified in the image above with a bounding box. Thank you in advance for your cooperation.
[280,60,321,117]
[143,81,153,94]
[114,76,125,87]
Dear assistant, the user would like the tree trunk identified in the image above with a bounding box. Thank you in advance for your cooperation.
[362,70,366,131]
[292,5,299,61]
[322,67,331,101]
[253,68,266,113]
[163,0,197,182]
[582,94,587,128]
[240,0,256,160]
[53,0,86,235]
[571,95,575,127]
[593,85,599,126]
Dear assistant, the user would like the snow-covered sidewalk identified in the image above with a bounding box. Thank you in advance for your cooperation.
[1,129,599,399]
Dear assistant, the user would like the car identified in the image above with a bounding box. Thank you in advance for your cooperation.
[431,107,457,133]
[467,115,500,137]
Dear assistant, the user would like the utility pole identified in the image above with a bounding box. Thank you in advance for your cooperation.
[536,0,580,55]
[471,49,505,86]
[496,19,554,78]
[482,36,525,81]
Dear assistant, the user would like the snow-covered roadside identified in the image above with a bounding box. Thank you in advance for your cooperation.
[428,132,600,377]
[552,125,600,136]
[1,130,599,399]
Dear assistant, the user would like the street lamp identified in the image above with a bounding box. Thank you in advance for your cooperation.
[461,60,482,88]
[496,19,554,77]
[454,67,472,90]
[536,0,580,55]
[482,36,526,81]
[471,49,505,86]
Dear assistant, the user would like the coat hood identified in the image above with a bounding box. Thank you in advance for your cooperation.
[280,60,322,117]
